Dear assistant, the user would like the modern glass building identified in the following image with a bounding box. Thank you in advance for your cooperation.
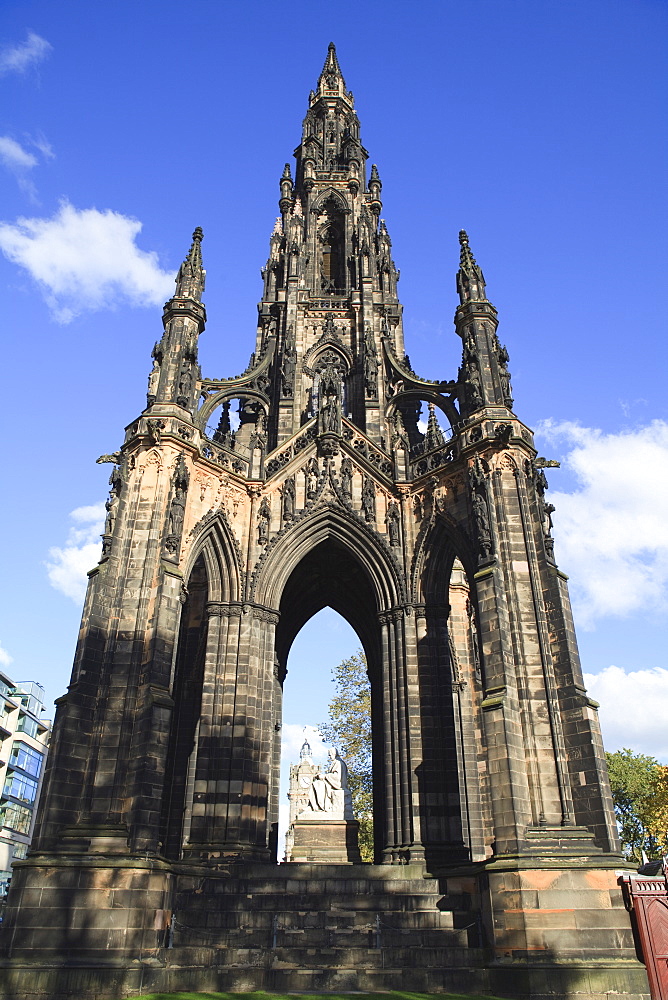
[0,673,50,895]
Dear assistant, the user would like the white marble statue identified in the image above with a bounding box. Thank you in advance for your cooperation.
[298,747,354,821]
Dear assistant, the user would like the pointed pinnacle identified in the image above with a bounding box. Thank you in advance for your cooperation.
[318,41,347,92]
[282,163,292,180]
[370,164,380,181]
[458,229,478,273]
[175,226,205,300]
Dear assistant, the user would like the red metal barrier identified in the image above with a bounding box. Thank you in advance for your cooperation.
[621,859,668,1000]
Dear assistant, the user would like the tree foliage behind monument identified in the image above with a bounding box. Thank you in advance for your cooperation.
[319,650,373,861]
[606,748,668,862]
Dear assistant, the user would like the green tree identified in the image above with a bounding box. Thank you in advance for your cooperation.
[319,649,374,861]
[606,748,668,862]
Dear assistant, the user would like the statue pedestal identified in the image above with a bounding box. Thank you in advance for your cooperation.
[289,818,362,863]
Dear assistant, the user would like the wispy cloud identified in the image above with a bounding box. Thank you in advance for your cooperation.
[0,201,175,322]
[0,32,52,77]
[0,137,37,171]
[0,135,42,200]
[585,665,668,761]
[0,641,13,669]
[536,420,668,627]
[45,504,105,602]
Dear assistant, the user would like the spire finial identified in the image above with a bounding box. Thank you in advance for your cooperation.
[456,229,486,303]
[316,41,349,100]
[175,227,205,301]
[425,401,446,451]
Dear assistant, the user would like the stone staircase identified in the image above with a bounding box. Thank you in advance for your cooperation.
[165,862,487,993]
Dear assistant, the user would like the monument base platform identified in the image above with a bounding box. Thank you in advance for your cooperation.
[290,817,361,863]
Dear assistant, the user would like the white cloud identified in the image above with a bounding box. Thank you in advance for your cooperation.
[584,665,668,761]
[0,201,175,321]
[0,32,52,76]
[45,503,105,602]
[0,641,13,668]
[0,135,43,201]
[0,137,37,171]
[281,724,328,766]
[536,420,668,627]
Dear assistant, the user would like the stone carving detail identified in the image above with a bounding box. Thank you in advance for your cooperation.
[458,326,483,415]
[386,501,400,546]
[147,357,160,407]
[318,389,341,438]
[298,748,354,820]
[147,418,165,445]
[177,364,194,408]
[362,475,376,523]
[363,321,378,398]
[282,477,296,521]
[257,496,271,545]
[101,466,123,555]
[469,456,493,563]
[305,458,319,499]
[534,466,556,562]
[340,457,353,500]
[493,331,514,408]
[165,454,189,559]
[280,324,296,397]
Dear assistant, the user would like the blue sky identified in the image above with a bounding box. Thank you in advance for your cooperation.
[1,0,667,804]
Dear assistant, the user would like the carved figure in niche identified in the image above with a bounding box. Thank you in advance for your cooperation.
[319,393,341,435]
[281,350,296,397]
[299,748,354,820]
[305,459,319,499]
[363,324,378,398]
[386,503,400,546]
[177,366,193,403]
[165,457,189,557]
[471,490,492,561]
[257,500,270,546]
[104,494,117,539]
[362,476,376,522]
[542,499,556,537]
[282,478,296,521]
[147,419,165,445]
[168,484,186,540]
[340,457,353,500]
[147,359,160,404]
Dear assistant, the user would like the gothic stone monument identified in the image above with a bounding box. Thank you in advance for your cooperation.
[0,44,649,1000]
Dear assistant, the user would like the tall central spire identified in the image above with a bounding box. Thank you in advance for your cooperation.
[254,43,403,450]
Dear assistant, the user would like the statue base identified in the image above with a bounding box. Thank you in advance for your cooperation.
[289,818,362,863]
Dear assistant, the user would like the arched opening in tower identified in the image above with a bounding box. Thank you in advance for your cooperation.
[275,538,383,862]
[278,608,372,862]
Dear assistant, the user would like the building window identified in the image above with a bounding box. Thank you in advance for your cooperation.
[16,714,38,738]
[3,772,38,805]
[9,743,43,778]
[12,844,28,860]
[0,802,32,835]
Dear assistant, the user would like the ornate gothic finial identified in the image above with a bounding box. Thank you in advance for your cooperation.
[282,163,292,180]
[456,229,486,303]
[175,227,205,301]
[300,737,312,761]
[317,42,348,98]
[425,401,445,452]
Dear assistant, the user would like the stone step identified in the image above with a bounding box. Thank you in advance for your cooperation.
[174,909,462,933]
[162,958,488,993]
[169,944,482,970]
[184,891,450,911]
